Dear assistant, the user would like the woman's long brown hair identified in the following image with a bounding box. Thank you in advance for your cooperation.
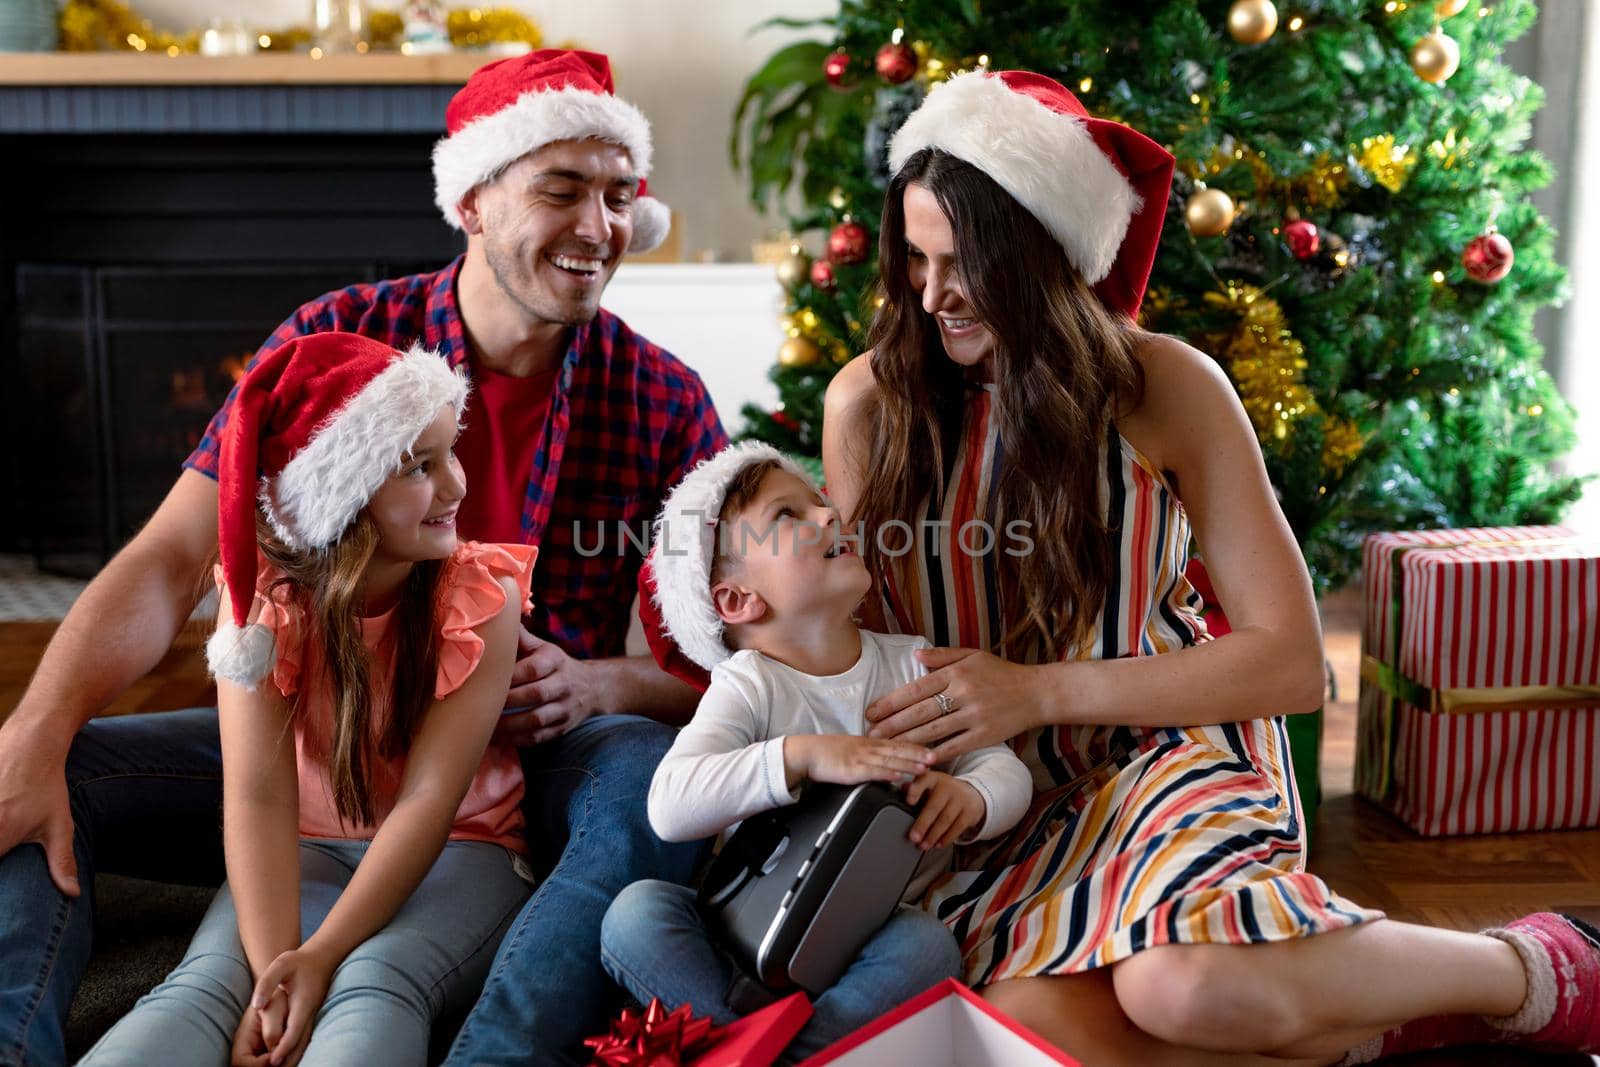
[258,512,444,827]
[853,148,1144,661]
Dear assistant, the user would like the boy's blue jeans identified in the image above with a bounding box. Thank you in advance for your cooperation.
[599,879,962,1064]
[77,838,528,1067]
[0,708,701,1067]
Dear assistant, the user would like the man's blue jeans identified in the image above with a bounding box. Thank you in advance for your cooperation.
[599,880,962,1064]
[0,708,700,1067]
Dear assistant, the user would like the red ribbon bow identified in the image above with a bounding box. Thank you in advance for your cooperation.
[585,997,719,1066]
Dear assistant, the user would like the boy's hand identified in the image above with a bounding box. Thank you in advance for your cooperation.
[904,771,985,850]
[785,734,934,789]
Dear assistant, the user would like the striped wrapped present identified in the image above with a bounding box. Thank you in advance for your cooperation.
[1355,526,1600,836]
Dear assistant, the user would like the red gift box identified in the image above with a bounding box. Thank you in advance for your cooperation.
[587,993,810,1067]
[694,994,812,1067]
[794,979,1078,1066]
[1355,525,1600,835]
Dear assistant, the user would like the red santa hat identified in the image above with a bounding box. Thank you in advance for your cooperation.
[888,69,1175,319]
[649,441,816,673]
[432,49,671,254]
[207,332,468,686]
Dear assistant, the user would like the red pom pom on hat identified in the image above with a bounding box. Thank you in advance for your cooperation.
[432,48,671,253]
[888,69,1174,319]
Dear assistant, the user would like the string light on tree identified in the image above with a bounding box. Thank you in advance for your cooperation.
[775,244,811,289]
[875,27,919,85]
[1185,184,1236,237]
[1463,226,1514,283]
[827,218,871,265]
[1227,0,1278,45]
[1411,25,1460,83]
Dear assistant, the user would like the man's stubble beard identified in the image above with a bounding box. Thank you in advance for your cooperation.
[483,232,604,329]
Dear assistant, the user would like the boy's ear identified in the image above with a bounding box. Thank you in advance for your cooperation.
[711,579,766,627]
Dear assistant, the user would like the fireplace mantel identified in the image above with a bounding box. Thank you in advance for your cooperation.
[0,52,495,133]
[0,52,490,85]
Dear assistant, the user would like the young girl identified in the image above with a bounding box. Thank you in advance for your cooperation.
[80,332,536,1067]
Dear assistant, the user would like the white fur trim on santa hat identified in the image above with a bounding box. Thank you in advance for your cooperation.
[432,84,654,231]
[887,71,1141,285]
[264,344,468,551]
[651,442,813,672]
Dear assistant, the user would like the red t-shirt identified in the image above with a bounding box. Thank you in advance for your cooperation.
[454,358,557,545]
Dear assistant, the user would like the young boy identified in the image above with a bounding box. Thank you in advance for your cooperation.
[600,442,1033,1062]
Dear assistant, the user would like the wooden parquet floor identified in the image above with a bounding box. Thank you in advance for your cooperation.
[3,594,1599,1065]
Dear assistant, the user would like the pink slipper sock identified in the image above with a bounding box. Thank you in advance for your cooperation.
[1481,912,1600,1053]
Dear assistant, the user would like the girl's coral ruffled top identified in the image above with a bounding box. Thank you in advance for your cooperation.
[216,541,536,853]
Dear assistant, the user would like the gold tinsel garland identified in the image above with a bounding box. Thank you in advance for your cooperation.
[1181,140,1351,213]
[1356,135,1417,193]
[59,0,541,53]
[1201,282,1364,476]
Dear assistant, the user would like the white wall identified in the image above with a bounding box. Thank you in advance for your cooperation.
[132,0,840,261]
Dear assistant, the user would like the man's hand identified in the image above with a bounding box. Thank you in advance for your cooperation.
[784,734,934,790]
[0,724,79,896]
[494,628,604,747]
[904,771,985,851]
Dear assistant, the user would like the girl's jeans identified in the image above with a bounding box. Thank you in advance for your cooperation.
[77,838,529,1067]
[600,879,962,1064]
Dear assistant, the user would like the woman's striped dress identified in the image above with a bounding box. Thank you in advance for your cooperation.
[882,384,1381,986]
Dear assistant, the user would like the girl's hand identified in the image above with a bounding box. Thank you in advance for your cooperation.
[904,771,986,850]
[250,946,336,1066]
[230,987,285,1066]
[865,648,1041,763]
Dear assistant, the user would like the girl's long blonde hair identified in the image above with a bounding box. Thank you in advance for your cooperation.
[854,148,1144,660]
[258,512,445,827]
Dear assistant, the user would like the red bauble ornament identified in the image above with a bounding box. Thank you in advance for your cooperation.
[827,220,870,266]
[1463,230,1514,284]
[823,50,852,88]
[1283,219,1320,260]
[771,410,800,433]
[874,41,918,84]
[809,259,836,291]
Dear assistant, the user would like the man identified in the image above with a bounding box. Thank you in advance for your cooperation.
[0,49,726,1067]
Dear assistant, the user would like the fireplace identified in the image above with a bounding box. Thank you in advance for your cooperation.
[2,58,474,575]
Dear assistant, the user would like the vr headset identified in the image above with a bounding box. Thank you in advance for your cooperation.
[696,781,925,995]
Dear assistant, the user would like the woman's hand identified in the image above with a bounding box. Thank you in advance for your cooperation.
[866,647,1043,762]
[248,946,336,1066]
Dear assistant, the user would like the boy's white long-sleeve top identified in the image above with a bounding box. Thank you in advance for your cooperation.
[647,630,1034,860]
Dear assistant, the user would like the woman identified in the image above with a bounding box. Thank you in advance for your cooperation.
[821,70,1598,1065]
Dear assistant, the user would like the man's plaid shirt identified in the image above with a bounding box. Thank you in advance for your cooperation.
[186,256,728,661]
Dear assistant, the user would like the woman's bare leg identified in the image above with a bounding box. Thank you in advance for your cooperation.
[1109,920,1526,1055]
[981,970,1337,1066]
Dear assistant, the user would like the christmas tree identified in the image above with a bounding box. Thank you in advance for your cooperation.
[732,0,1582,593]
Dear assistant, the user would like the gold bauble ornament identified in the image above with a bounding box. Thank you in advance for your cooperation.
[1185,187,1237,237]
[1435,0,1470,16]
[778,336,822,368]
[775,246,811,290]
[1411,27,1460,83]
[1227,0,1279,45]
